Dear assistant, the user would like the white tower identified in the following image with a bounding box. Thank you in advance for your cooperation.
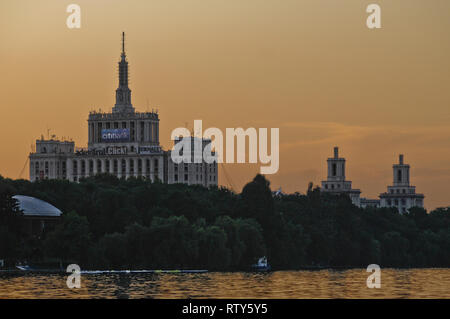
[321,146,361,206]
[379,154,424,213]
[327,146,346,182]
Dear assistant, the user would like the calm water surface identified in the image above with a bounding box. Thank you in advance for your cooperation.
[0,268,449,298]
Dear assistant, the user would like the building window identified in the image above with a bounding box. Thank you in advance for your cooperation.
[185,174,188,181]
[174,174,178,182]
[140,122,145,142]
[332,163,337,176]
[398,169,402,182]
[122,159,126,173]
[130,160,134,174]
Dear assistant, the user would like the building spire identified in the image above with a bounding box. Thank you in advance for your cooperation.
[113,32,134,113]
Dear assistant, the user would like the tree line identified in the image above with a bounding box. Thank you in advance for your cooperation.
[0,174,449,270]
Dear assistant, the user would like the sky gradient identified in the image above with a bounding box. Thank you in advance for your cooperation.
[1,0,449,210]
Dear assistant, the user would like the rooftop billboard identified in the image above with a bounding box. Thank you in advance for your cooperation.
[101,129,130,142]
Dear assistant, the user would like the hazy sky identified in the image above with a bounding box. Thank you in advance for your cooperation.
[1,0,449,210]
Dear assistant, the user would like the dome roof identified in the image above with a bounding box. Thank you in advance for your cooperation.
[12,195,62,217]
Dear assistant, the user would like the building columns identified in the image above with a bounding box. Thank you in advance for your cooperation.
[134,158,139,177]
[125,158,130,179]
[66,158,73,181]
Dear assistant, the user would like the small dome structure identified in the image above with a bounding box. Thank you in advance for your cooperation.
[13,195,62,217]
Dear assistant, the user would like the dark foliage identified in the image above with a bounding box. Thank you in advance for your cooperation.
[0,174,449,270]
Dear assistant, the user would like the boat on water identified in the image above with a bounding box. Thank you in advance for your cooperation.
[251,256,271,272]
[15,265,33,271]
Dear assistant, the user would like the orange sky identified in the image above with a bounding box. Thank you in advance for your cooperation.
[1,0,449,210]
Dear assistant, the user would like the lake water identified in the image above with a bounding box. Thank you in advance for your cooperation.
[0,268,449,298]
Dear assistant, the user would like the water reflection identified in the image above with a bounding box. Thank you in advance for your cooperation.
[0,269,449,299]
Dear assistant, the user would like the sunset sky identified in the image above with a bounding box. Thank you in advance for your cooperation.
[1,0,449,210]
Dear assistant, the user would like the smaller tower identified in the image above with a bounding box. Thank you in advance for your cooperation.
[327,146,346,182]
[393,154,410,186]
[321,146,361,206]
[379,154,424,213]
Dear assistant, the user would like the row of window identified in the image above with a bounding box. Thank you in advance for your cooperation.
[323,183,349,190]
[386,198,423,206]
[173,163,217,173]
[389,188,414,194]
[33,161,67,177]
[173,174,216,183]
[72,158,159,176]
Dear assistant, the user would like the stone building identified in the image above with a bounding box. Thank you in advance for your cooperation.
[165,137,218,187]
[321,147,361,206]
[319,147,424,213]
[379,154,424,213]
[29,33,218,187]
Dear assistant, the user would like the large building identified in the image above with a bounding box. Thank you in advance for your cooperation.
[320,147,424,213]
[29,33,218,187]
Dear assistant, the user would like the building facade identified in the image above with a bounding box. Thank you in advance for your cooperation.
[29,33,218,187]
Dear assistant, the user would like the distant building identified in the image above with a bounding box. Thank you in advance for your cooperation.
[359,198,380,209]
[320,147,425,213]
[165,137,218,187]
[29,33,218,187]
[13,195,62,236]
[321,147,361,206]
[379,154,424,213]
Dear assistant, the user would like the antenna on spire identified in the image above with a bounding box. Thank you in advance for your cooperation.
[122,32,125,55]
